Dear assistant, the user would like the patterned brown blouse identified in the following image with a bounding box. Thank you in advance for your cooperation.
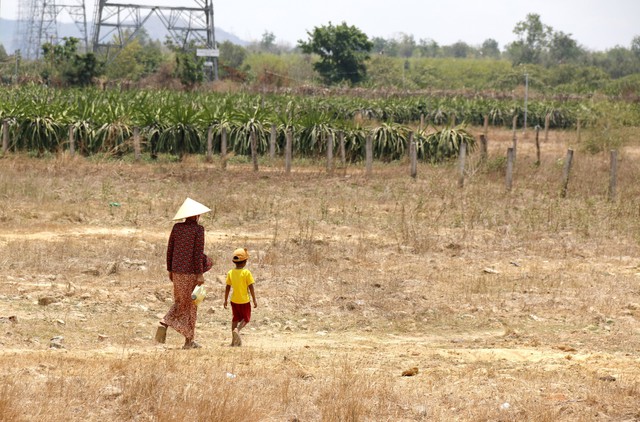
[166,218,208,274]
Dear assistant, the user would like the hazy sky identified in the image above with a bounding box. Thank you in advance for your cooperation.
[1,0,638,51]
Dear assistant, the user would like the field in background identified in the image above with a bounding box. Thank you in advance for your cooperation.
[0,127,639,421]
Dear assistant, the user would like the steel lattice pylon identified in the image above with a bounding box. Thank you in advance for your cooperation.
[92,0,218,79]
[14,0,89,59]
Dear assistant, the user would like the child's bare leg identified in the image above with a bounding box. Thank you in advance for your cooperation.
[231,321,241,346]
[237,320,246,331]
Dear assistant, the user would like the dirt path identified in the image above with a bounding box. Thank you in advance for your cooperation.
[0,226,272,242]
[1,225,638,376]
[2,327,638,378]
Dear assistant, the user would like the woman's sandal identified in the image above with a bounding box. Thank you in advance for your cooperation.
[155,325,167,344]
[183,341,201,350]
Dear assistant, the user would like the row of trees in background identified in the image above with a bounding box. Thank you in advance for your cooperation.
[370,14,639,68]
[0,13,639,95]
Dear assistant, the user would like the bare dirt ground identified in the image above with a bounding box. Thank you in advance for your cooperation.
[0,129,639,421]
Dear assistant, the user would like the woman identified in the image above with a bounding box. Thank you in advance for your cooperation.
[155,197,212,349]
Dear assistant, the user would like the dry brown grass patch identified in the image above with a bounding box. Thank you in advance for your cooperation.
[1,128,639,420]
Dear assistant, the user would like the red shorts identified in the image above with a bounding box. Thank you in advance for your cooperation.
[231,302,252,323]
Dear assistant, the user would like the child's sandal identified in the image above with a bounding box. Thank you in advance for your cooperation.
[232,329,241,347]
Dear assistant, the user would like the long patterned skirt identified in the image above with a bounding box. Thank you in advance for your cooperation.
[163,273,199,340]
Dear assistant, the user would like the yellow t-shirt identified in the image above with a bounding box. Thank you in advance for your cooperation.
[226,268,255,304]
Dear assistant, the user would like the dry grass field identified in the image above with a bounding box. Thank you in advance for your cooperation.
[0,127,639,421]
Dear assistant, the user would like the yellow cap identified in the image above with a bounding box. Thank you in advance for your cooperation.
[232,248,249,262]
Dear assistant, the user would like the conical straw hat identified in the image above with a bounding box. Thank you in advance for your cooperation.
[172,198,211,220]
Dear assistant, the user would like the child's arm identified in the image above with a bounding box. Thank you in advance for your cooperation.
[224,285,231,308]
[249,284,257,308]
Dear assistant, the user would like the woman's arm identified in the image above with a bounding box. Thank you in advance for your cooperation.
[166,226,176,272]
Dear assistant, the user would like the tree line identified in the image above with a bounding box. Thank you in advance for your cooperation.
[0,13,638,96]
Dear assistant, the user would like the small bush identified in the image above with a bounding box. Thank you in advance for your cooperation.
[483,156,508,173]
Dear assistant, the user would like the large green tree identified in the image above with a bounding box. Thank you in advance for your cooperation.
[631,35,640,59]
[41,37,103,86]
[298,21,373,85]
[507,13,552,65]
[593,46,640,79]
[371,36,388,55]
[480,39,501,59]
[219,40,248,80]
[387,33,417,58]
[260,31,276,52]
[102,29,164,81]
[219,41,247,69]
[165,39,204,90]
[446,41,473,58]
[416,39,440,58]
[547,31,584,65]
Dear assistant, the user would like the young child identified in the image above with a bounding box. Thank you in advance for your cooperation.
[223,248,257,346]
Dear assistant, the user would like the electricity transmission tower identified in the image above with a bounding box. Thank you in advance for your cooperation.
[14,0,89,59]
[10,0,218,79]
[92,0,218,79]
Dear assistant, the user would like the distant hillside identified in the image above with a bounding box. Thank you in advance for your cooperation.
[0,17,247,54]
